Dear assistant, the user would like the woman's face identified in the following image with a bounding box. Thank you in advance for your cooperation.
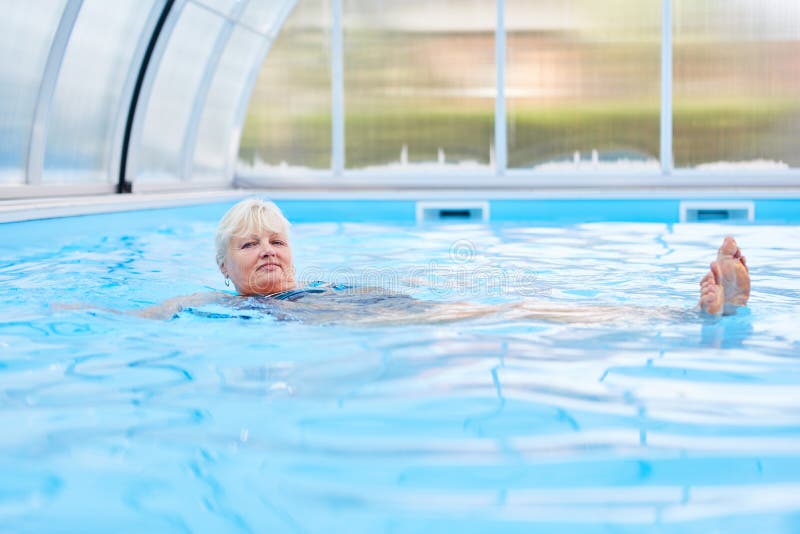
[222,229,296,295]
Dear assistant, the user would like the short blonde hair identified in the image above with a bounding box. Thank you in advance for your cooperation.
[215,198,291,267]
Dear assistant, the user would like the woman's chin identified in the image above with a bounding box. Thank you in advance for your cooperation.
[247,273,292,295]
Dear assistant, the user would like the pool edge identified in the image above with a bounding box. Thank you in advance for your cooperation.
[1,186,799,223]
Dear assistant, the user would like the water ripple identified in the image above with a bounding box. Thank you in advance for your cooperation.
[1,220,799,530]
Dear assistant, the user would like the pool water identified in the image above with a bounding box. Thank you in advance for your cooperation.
[1,205,800,532]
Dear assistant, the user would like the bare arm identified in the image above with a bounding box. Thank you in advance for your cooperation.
[53,291,234,320]
[136,291,231,320]
[338,298,679,327]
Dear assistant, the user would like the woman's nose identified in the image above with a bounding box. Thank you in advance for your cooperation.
[259,242,276,256]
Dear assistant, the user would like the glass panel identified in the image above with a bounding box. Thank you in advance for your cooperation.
[343,0,495,170]
[674,1,800,169]
[135,3,225,183]
[238,0,331,171]
[193,27,266,181]
[43,0,158,184]
[194,0,241,17]
[239,0,285,34]
[0,1,67,184]
[506,0,661,171]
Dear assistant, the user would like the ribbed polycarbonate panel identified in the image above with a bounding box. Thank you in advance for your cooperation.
[0,1,67,184]
[342,0,496,170]
[194,0,240,17]
[239,0,285,34]
[193,27,266,181]
[135,2,225,183]
[673,0,800,169]
[43,0,158,184]
[505,0,661,171]
[238,0,331,171]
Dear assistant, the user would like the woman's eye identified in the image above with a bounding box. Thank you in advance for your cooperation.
[242,241,257,249]
[272,240,285,246]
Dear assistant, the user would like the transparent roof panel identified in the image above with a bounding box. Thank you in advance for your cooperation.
[44,0,158,184]
[0,0,67,185]
[506,0,661,171]
[194,0,245,17]
[239,0,288,35]
[238,0,331,172]
[674,0,800,169]
[193,26,267,181]
[343,0,496,170]
[136,3,226,183]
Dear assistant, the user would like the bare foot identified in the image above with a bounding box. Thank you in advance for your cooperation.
[700,261,725,315]
[716,236,751,307]
[699,236,751,315]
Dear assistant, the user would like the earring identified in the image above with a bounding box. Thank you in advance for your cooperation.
[224,276,231,287]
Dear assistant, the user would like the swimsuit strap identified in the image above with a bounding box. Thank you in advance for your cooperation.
[269,282,352,301]
[270,287,327,301]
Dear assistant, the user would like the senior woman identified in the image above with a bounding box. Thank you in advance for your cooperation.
[143,198,429,320]
[142,197,750,322]
[216,197,296,296]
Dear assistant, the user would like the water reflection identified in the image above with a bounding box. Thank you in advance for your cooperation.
[700,309,754,349]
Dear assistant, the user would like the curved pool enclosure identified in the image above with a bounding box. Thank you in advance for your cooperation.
[2,1,800,532]
[2,0,800,197]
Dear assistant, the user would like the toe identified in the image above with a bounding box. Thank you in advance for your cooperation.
[710,261,722,284]
[717,236,742,260]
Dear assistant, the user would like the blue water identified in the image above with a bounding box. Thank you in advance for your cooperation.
[1,204,800,532]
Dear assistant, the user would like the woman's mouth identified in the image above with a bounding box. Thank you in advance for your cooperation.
[257,263,281,271]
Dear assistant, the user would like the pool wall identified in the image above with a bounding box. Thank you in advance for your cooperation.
[2,189,800,224]
[275,198,800,224]
[2,192,799,253]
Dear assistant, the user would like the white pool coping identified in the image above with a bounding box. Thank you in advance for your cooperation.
[1,186,798,223]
